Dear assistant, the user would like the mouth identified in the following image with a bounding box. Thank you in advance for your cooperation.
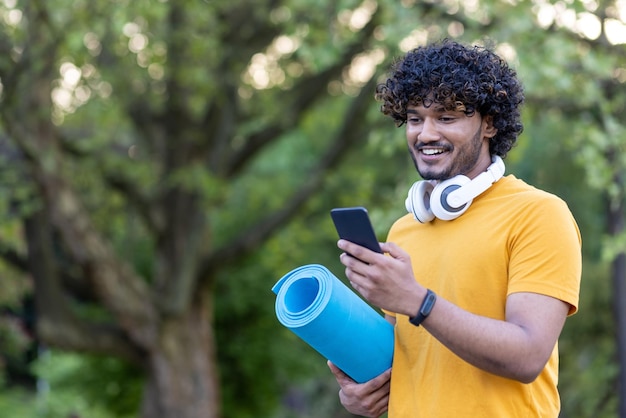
[411,145,452,180]
[416,144,452,157]
[420,148,446,156]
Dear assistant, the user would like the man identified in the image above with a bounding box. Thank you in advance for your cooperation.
[328,40,582,417]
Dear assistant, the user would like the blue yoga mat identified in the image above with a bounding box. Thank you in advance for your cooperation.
[272,264,394,383]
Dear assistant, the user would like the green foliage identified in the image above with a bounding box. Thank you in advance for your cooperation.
[0,318,30,362]
[215,254,324,417]
[1,0,625,417]
[0,248,33,400]
[560,262,618,418]
[31,350,142,418]
[0,386,39,418]
[0,350,142,418]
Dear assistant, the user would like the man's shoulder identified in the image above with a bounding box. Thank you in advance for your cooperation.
[493,176,577,231]
[495,175,567,205]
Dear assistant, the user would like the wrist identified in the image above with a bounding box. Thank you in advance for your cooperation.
[399,285,427,317]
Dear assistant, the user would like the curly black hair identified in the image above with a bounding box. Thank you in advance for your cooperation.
[375,40,525,157]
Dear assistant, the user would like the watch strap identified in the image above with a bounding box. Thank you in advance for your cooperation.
[409,289,437,327]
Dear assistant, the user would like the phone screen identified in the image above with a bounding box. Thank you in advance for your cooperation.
[330,207,382,254]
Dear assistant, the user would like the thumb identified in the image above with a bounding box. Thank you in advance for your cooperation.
[380,242,408,260]
[327,360,354,385]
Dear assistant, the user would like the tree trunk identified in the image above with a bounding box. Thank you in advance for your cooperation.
[140,293,220,418]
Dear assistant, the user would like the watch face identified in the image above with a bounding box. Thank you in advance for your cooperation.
[421,292,437,315]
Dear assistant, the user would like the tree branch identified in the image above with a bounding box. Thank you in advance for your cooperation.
[221,8,381,178]
[24,208,145,364]
[42,171,159,348]
[37,318,146,365]
[198,75,380,279]
[56,133,165,235]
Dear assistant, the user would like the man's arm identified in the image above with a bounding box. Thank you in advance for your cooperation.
[338,240,570,383]
[423,291,568,382]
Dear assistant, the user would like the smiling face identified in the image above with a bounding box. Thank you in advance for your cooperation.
[406,103,497,181]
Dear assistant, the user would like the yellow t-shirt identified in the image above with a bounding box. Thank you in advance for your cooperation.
[385,175,581,418]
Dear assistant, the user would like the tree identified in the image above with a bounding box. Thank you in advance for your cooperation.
[512,7,626,414]
[0,0,386,416]
[1,0,624,417]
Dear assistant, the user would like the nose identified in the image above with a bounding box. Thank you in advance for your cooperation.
[418,118,439,142]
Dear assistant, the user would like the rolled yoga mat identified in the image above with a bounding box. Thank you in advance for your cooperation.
[272,264,394,383]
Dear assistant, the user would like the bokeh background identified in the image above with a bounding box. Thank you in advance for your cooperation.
[0,0,624,417]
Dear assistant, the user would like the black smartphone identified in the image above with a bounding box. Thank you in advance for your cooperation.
[330,207,383,255]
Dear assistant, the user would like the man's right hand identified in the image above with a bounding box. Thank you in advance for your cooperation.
[327,360,391,418]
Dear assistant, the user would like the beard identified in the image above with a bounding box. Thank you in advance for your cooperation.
[410,125,485,181]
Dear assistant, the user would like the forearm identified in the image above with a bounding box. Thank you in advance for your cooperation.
[421,298,539,382]
[405,291,568,383]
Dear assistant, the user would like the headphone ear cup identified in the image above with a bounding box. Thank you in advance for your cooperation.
[430,175,472,221]
[405,181,435,223]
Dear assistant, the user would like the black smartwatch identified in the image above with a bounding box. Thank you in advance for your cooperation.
[409,289,437,327]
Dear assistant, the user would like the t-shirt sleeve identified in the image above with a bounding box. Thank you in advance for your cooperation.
[507,195,582,315]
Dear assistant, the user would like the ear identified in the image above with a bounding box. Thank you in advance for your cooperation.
[482,115,498,138]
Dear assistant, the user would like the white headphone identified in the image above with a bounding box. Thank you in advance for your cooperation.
[405,155,505,223]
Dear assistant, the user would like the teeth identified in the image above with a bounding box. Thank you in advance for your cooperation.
[422,149,444,155]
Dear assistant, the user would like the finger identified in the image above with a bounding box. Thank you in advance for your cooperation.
[340,256,366,285]
[327,360,354,385]
[338,240,377,265]
[327,360,341,375]
[368,377,391,417]
[354,380,390,418]
[368,367,392,389]
[380,242,408,260]
[340,253,373,282]
[344,267,369,296]
[373,395,390,418]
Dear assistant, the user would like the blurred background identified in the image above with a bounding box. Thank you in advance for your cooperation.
[0,0,624,417]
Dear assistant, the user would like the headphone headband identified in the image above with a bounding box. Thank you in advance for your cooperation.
[446,156,505,208]
[405,155,505,223]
